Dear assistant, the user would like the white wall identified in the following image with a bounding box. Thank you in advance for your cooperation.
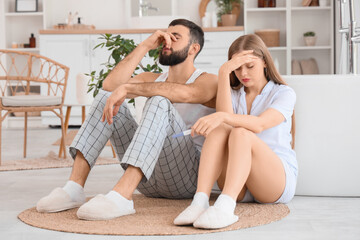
[0,0,4,49]
[42,0,202,29]
[285,74,360,196]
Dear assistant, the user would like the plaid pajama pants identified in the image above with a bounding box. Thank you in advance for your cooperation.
[69,90,200,199]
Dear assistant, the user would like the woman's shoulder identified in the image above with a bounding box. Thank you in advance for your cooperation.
[272,81,296,96]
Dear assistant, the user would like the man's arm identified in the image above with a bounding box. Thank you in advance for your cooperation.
[102,73,218,125]
[123,73,218,104]
[102,30,176,91]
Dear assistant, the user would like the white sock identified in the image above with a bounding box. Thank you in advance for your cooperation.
[105,191,134,211]
[62,180,85,203]
[191,192,209,209]
[214,194,236,214]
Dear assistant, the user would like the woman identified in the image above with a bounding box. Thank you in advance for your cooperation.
[174,34,298,229]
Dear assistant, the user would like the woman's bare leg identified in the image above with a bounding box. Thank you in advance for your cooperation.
[196,124,232,196]
[222,128,286,203]
[174,124,232,225]
[193,127,286,229]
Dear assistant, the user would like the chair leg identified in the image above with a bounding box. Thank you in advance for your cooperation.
[59,109,67,158]
[111,144,116,158]
[24,112,28,158]
[59,106,71,158]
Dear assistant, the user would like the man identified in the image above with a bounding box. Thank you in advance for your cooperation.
[36,19,217,221]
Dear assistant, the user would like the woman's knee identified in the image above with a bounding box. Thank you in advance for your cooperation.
[207,123,232,139]
[229,127,253,140]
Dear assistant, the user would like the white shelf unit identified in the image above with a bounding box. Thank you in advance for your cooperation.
[1,0,46,51]
[244,0,334,75]
[1,0,47,128]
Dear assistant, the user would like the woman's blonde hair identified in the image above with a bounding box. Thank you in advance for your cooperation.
[228,34,287,90]
[228,34,296,148]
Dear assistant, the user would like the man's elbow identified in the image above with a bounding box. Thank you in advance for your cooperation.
[102,79,112,91]
[179,91,202,103]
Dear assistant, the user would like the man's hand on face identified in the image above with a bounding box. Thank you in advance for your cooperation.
[101,85,128,125]
[143,30,177,50]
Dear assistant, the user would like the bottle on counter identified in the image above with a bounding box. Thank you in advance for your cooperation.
[29,33,36,48]
[74,17,85,29]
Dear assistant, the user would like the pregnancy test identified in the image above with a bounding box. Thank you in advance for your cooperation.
[172,129,192,138]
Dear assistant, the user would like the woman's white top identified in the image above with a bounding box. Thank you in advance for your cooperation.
[155,69,215,151]
[231,80,298,174]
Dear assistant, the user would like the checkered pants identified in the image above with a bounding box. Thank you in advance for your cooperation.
[70,90,200,199]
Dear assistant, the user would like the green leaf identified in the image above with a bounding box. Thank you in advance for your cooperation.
[87,33,162,97]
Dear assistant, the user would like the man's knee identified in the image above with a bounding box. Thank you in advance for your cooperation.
[93,89,111,106]
[146,96,171,109]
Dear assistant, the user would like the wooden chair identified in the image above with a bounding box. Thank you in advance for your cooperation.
[0,49,69,165]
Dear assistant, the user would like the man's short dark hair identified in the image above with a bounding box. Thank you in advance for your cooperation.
[169,19,204,57]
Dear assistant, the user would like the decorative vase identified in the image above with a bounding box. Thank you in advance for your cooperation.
[304,36,317,46]
[76,73,93,104]
[221,14,237,27]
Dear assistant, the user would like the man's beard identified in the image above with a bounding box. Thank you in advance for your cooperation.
[159,43,191,66]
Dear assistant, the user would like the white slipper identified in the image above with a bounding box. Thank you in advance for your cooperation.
[173,205,207,225]
[36,187,85,213]
[193,206,239,229]
[77,194,135,221]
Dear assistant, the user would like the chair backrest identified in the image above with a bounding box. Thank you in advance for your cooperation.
[0,49,69,104]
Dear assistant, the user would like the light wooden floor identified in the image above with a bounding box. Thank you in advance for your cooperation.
[1,127,359,240]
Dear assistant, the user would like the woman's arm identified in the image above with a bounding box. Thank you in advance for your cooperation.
[192,86,296,136]
[216,51,257,113]
[223,108,285,133]
[191,108,284,136]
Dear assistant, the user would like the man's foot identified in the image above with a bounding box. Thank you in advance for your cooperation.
[36,187,86,213]
[193,206,239,229]
[174,204,207,225]
[77,191,135,221]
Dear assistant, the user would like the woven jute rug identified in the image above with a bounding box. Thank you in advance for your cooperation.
[0,151,118,172]
[18,194,290,236]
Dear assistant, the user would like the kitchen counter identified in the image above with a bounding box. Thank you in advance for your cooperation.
[39,26,244,34]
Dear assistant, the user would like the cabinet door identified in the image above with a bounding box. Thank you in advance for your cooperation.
[196,31,245,74]
[40,34,91,125]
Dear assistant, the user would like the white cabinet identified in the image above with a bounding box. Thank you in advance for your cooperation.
[195,31,244,74]
[40,35,91,125]
[244,0,334,75]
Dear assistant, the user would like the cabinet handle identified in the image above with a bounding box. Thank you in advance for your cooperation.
[91,40,96,57]
[84,39,89,57]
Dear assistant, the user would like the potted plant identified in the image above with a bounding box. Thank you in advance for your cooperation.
[303,31,316,46]
[215,0,243,26]
[87,34,162,103]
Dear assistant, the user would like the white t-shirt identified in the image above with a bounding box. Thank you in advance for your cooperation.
[231,80,298,174]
